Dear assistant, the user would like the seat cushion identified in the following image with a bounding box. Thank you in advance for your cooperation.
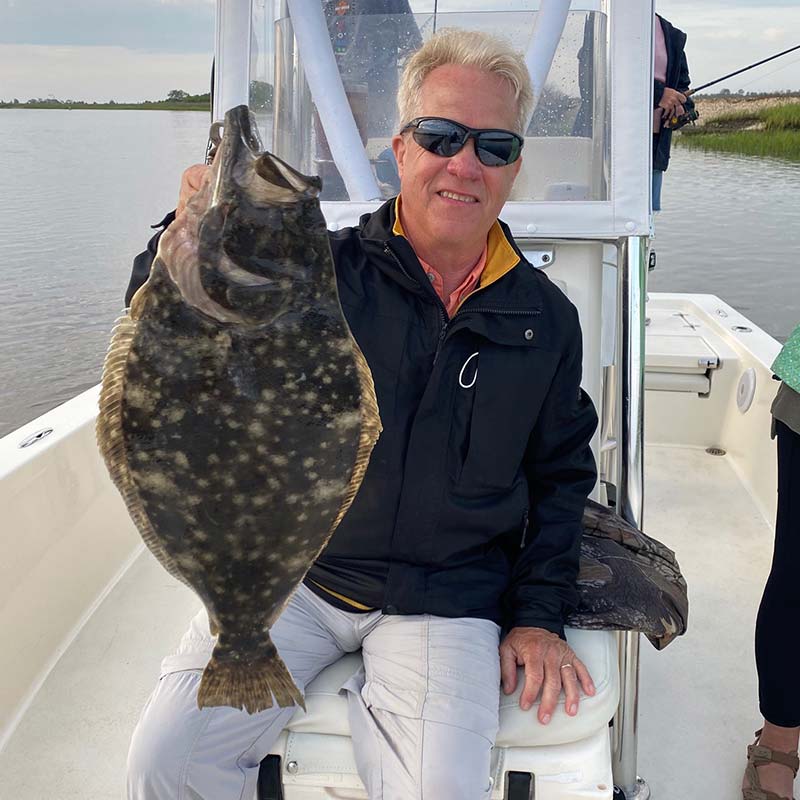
[286,628,619,747]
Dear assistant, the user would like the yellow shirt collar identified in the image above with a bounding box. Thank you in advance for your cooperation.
[392,195,519,290]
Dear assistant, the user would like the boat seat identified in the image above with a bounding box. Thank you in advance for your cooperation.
[645,333,721,394]
[286,627,617,746]
[263,629,619,799]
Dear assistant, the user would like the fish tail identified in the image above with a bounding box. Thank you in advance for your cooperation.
[197,643,305,714]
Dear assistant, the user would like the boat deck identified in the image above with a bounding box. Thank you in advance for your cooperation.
[0,444,778,799]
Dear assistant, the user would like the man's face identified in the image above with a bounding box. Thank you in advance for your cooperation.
[392,64,522,252]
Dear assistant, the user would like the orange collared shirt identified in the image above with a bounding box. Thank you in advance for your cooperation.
[419,249,487,318]
[392,195,520,316]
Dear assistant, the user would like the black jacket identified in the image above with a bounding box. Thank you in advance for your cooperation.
[126,200,598,637]
[653,15,693,172]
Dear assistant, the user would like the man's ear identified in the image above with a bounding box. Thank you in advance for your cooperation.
[391,134,406,180]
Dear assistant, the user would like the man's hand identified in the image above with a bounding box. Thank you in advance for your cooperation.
[500,626,595,724]
[177,163,210,217]
[658,87,686,124]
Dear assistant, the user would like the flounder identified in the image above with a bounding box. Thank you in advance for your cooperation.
[97,105,381,713]
[572,499,688,650]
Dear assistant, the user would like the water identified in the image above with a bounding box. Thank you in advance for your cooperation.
[650,145,800,341]
[0,110,211,438]
[0,111,798,439]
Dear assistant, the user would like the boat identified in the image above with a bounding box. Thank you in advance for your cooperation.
[0,1,783,798]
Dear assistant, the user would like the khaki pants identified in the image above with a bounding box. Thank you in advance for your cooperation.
[127,583,501,800]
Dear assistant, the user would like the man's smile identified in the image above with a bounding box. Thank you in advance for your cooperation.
[437,189,479,204]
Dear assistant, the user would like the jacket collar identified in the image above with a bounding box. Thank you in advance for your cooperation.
[356,198,544,313]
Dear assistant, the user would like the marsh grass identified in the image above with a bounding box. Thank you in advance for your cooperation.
[678,102,800,161]
[763,104,800,131]
[679,130,800,161]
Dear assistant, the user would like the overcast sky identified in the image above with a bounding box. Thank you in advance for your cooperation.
[0,0,798,102]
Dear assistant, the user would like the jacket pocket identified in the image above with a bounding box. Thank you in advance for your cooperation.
[457,344,559,491]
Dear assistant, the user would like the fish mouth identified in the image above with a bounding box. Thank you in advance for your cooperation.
[255,153,322,200]
[217,105,321,204]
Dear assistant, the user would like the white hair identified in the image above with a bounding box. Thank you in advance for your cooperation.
[397,28,533,135]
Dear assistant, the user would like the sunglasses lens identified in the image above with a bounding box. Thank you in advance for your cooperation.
[475,132,521,167]
[412,120,466,157]
[408,119,522,166]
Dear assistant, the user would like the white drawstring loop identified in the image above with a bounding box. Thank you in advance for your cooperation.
[458,352,479,389]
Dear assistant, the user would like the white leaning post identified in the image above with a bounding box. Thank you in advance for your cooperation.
[523,0,572,127]
[286,0,382,201]
[212,0,252,120]
[612,235,649,799]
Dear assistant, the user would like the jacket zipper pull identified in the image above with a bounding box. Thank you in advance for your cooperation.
[520,510,530,549]
[432,318,448,365]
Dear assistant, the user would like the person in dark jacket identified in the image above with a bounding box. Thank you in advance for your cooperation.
[652,13,693,211]
[126,28,598,800]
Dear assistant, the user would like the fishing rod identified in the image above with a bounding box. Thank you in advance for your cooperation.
[686,43,800,97]
[668,43,800,129]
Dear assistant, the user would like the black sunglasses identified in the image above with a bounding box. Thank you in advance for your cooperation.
[400,116,524,167]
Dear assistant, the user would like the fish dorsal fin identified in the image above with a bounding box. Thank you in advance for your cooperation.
[96,311,189,585]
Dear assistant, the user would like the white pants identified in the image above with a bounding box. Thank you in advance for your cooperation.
[127,584,501,800]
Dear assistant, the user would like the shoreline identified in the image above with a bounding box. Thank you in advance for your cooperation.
[0,103,210,111]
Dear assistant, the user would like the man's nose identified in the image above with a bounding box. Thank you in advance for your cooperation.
[445,139,482,180]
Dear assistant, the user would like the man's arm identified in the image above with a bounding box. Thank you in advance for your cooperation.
[500,308,598,723]
[125,212,174,306]
[123,163,209,306]
[509,314,598,635]
[676,48,691,96]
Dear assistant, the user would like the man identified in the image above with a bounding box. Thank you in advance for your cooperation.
[126,28,598,800]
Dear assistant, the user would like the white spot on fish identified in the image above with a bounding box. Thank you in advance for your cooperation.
[312,480,346,502]
[249,421,266,436]
[336,411,361,430]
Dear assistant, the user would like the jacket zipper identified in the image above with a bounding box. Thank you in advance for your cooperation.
[382,244,540,365]
[520,509,530,549]
[453,306,541,318]
[383,243,449,363]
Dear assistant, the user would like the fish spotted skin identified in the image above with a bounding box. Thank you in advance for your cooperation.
[570,499,688,650]
[97,105,381,712]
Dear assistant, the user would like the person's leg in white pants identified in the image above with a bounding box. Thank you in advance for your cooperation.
[127,585,374,800]
[345,614,502,800]
[128,586,502,800]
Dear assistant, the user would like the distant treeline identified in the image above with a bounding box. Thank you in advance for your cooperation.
[0,82,273,111]
[695,89,800,99]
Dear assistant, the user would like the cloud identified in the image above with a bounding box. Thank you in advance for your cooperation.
[704,30,745,41]
[657,1,800,91]
[0,45,211,102]
[761,27,787,42]
[0,0,214,52]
